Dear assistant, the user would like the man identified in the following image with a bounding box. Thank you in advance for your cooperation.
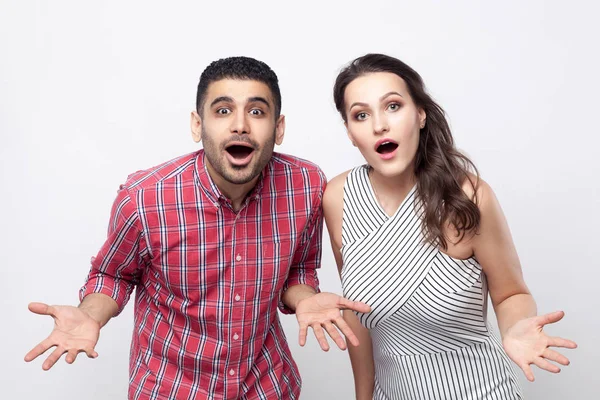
[24,56,369,399]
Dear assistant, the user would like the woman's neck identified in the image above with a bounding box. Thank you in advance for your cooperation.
[368,166,416,216]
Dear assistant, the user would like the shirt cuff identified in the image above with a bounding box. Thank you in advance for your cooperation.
[79,276,132,315]
[278,270,320,315]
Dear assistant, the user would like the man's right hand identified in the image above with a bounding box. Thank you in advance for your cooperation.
[24,302,100,370]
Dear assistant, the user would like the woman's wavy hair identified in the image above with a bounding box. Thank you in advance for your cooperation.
[333,53,480,249]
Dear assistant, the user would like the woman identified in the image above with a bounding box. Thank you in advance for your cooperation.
[322,54,577,399]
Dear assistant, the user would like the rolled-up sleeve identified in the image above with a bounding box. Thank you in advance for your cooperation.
[79,186,147,314]
[279,176,326,314]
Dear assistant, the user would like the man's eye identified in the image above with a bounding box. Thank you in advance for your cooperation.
[250,109,263,116]
[217,108,230,115]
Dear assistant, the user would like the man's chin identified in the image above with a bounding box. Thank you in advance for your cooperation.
[222,165,260,185]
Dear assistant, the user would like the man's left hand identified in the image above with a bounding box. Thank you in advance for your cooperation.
[295,292,371,351]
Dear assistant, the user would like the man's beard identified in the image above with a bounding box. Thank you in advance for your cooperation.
[202,123,276,185]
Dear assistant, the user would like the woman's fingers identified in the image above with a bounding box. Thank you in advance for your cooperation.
[543,348,570,366]
[533,356,561,374]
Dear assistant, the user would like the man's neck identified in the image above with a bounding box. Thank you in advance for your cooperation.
[205,162,260,212]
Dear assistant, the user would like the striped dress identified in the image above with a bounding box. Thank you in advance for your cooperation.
[341,166,522,400]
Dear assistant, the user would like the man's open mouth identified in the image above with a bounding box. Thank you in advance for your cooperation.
[225,142,255,166]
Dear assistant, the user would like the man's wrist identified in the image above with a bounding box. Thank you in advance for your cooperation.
[284,284,317,311]
[78,293,119,327]
[78,303,104,327]
[293,288,316,310]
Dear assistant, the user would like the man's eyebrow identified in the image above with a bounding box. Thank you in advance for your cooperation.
[209,96,271,109]
[210,96,234,108]
[248,96,271,109]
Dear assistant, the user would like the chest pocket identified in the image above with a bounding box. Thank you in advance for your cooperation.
[259,240,295,296]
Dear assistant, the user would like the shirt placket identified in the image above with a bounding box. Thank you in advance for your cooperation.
[224,203,248,397]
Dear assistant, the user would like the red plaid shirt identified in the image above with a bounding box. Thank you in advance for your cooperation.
[80,150,325,400]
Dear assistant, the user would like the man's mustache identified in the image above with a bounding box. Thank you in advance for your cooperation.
[222,136,258,150]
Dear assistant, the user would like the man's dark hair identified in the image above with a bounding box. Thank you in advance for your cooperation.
[196,56,281,118]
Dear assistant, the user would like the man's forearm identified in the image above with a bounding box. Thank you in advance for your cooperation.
[281,284,317,311]
[78,293,120,328]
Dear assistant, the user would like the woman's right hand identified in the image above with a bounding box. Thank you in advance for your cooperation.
[24,302,100,370]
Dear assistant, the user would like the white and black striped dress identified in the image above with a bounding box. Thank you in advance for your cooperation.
[341,166,523,400]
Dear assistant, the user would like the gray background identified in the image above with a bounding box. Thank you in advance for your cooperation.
[1,0,598,398]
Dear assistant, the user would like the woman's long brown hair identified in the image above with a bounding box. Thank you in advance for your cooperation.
[333,53,480,249]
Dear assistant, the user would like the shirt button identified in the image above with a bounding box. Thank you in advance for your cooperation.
[229,369,235,376]
[235,294,241,301]
[233,333,239,340]
[236,254,242,261]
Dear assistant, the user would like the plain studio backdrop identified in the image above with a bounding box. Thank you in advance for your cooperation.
[1,1,598,399]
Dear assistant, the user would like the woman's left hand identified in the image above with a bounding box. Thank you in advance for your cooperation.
[502,310,577,381]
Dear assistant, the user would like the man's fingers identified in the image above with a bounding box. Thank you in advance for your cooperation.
[543,349,570,366]
[337,297,371,313]
[298,323,308,347]
[533,357,561,374]
[85,348,99,359]
[27,337,98,365]
[42,347,66,371]
[323,322,346,351]
[312,324,330,352]
[548,336,578,349]
[28,302,55,317]
[333,317,360,347]
[66,349,79,364]
[24,338,53,362]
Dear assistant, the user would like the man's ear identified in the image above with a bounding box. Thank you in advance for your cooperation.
[191,111,202,143]
[275,114,285,145]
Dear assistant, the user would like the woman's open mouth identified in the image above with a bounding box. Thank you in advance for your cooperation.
[375,139,399,160]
